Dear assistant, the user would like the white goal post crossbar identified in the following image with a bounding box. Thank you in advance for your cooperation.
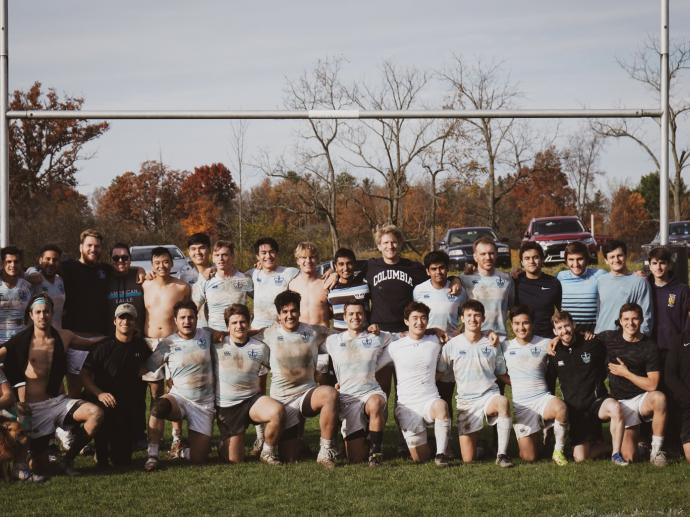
[0,0,672,248]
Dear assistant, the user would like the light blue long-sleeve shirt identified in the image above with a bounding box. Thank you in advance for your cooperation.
[594,273,653,336]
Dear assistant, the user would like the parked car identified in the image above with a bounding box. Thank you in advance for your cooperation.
[523,216,597,264]
[436,227,511,270]
[644,220,690,248]
[130,244,187,277]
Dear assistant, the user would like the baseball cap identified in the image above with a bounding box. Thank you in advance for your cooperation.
[115,303,138,319]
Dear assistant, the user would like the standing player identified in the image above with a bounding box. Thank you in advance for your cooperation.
[557,241,605,332]
[0,246,32,345]
[193,240,252,332]
[514,241,561,338]
[326,248,370,331]
[664,325,690,462]
[548,310,628,465]
[179,233,213,327]
[503,305,569,465]
[325,300,392,465]
[438,300,513,467]
[595,240,653,336]
[598,303,667,465]
[288,242,330,327]
[385,302,451,467]
[144,300,215,471]
[27,244,66,330]
[213,303,284,466]
[460,237,514,337]
[257,290,338,468]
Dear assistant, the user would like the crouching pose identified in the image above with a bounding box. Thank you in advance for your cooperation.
[0,295,104,479]
[385,302,451,467]
[213,304,284,465]
[438,300,513,467]
[503,305,569,465]
[144,300,214,471]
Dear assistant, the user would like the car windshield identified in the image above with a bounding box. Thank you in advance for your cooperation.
[130,247,184,261]
[532,219,584,236]
[670,222,690,237]
[447,229,497,245]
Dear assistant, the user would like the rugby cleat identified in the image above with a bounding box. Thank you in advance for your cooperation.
[434,454,450,468]
[650,450,668,467]
[144,456,159,472]
[249,437,264,458]
[552,449,568,466]
[495,454,514,468]
[168,439,183,460]
[259,450,282,466]
[316,447,338,470]
[611,452,629,466]
[368,452,384,467]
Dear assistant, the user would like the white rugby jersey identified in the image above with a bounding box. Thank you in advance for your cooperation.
[192,272,253,331]
[0,278,32,344]
[460,272,514,336]
[212,337,270,408]
[247,266,299,329]
[325,330,395,398]
[413,279,467,336]
[384,334,441,407]
[438,334,506,402]
[259,323,328,403]
[502,335,551,406]
[147,328,214,405]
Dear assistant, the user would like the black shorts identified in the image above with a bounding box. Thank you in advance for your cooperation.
[568,398,606,446]
[216,394,263,441]
[681,406,690,445]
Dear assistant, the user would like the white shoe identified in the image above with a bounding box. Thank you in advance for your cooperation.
[316,447,337,469]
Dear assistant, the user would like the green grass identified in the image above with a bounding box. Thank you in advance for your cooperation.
[3,397,690,517]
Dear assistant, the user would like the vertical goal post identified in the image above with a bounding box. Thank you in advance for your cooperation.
[0,0,672,248]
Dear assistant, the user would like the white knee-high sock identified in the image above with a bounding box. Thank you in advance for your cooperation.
[553,421,567,452]
[496,417,512,456]
[435,420,450,455]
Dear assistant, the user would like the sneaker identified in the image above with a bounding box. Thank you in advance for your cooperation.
[650,450,668,467]
[316,447,337,469]
[80,442,94,456]
[368,452,383,467]
[434,454,450,468]
[249,437,264,458]
[552,449,568,466]
[259,450,282,466]
[611,452,629,466]
[168,439,183,460]
[495,454,514,468]
[12,463,32,481]
[59,459,80,477]
[144,456,159,472]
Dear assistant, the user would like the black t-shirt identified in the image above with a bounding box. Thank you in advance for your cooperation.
[365,258,428,332]
[664,329,690,408]
[548,335,608,410]
[107,269,145,335]
[61,258,112,335]
[83,335,151,403]
[515,272,562,338]
[598,330,660,400]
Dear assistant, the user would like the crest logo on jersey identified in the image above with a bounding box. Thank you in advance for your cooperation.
[224,350,232,357]
[197,337,208,349]
[447,293,457,301]
[300,331,309,342]
[247,349,261,362]
[362,337,373,348]
[530,346,540,357]
[274,275,284,285]
[496,277,506,288]
[581,352,591,364]
[481,346,492,357]
[668,293,677,308]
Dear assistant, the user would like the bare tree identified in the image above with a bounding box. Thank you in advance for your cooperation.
[561,128,603,220]
[279,57,349,253]
[230,120,249,268]
[592,37,690,220]
[441,56,521,229]
[344,61,450,227]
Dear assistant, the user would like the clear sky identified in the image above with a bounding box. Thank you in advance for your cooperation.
[8,1,690,198]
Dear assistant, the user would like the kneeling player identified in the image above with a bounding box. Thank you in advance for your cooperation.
[548,310,627,465]
[439,300,513,467]
[386,302,451,467]
[213,304,284,465]
[325,301,392,466]
[598,303,667,465]
[504,305,568,465]
[144,301,215,471]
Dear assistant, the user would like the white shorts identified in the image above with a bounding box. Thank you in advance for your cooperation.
[23,395,81,439]
[457,390,501,436]
[339,390,387,438]
[395,397,440,447]
[283,388,315,429]
[66,348,89,375]
[142,338,165,382]
[513,394,555,439]
[619,392,652,428]
[168,392,215,437]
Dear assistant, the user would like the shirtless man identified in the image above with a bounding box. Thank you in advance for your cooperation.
[142,246,191,456]
[179,233,213,327]
[0,295,104,479]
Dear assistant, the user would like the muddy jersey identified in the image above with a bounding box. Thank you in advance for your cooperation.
[460,272,514,336]
[259,323,328,403]
[248,266,299,329]
[384,335,442,406]
[193,272,253,331]
[325,330,395,398]
[147,328,214,405]
[0,278,32,344]
[502,335,551,406]
[212,337,270,407]
[413,279,467,335]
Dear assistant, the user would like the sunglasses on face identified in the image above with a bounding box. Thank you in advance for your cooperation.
[112,255,131,262]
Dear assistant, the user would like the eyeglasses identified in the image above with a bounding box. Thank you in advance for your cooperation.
[112,255,131,262]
